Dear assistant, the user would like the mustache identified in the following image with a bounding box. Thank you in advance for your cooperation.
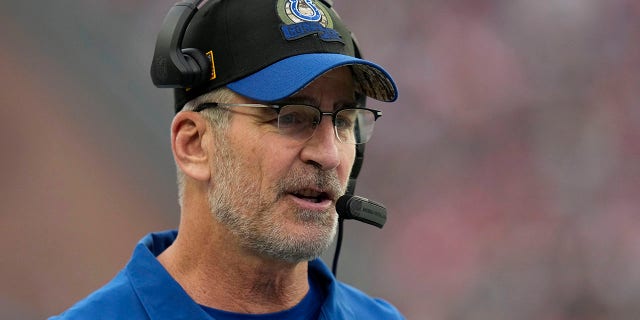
[275,166,345,201]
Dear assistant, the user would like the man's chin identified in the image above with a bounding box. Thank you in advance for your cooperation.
[258,222,337,263]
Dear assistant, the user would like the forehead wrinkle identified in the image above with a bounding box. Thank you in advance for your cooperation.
[277,94,357,112]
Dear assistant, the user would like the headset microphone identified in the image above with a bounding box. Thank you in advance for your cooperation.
[332,194,387,276]
[336,195,387,228]
[332,139,389,276]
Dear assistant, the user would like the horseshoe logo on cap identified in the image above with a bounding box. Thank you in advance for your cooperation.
[289,0,322,22]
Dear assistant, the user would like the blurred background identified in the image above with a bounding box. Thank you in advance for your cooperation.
[1,0,639,319]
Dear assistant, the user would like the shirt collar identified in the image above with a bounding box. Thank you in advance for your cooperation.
[126,230,212,319]
[125,230,352,319]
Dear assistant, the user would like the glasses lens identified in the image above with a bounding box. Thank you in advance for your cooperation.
[335,109,376,144]
[277,105,320,140]
[276,105,378,144]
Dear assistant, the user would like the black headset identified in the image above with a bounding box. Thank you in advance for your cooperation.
[151,0,388,276]
[150,0,211,89]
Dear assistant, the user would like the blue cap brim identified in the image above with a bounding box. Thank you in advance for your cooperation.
[227,53,398,103]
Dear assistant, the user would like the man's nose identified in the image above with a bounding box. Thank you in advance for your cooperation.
[299,117,340,170]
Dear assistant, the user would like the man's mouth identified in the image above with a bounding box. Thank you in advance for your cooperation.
[290,189,332,204]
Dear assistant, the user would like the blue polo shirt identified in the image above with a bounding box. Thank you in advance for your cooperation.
[50,230,404,320]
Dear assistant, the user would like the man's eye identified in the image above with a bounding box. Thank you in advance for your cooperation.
[335,114,355,130]
[335,118,351,129]
[278,106,317,128]
[279,112,306,126]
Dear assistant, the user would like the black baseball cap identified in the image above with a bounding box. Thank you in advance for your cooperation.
[174,0,398,111]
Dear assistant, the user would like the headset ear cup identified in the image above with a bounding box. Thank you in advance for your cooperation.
[181,48,211,87]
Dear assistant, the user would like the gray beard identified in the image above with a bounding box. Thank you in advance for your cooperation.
[208,134,341,263]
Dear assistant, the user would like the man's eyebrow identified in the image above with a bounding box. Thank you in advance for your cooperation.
[273,96,317,106]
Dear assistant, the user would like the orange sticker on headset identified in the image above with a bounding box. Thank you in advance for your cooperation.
[206,50,216,80]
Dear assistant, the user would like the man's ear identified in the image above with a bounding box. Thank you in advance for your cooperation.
[171,111,211,182]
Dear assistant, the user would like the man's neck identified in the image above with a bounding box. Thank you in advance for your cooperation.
[157,220,310,314]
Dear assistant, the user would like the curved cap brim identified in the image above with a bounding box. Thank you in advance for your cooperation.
[227,53,398,103]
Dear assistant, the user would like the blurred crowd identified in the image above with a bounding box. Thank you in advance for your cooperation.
[1,0,639,319]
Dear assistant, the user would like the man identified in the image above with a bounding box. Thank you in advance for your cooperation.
[51,0,401,318]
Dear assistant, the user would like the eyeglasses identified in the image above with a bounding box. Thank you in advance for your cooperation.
[194,103,382,145]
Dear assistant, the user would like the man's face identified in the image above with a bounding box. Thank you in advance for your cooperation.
[208,67,357,263]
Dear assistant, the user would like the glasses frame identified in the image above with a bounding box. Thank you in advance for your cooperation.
[193,102,382,144]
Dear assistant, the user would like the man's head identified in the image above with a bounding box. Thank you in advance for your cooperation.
[161,0,397,263]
